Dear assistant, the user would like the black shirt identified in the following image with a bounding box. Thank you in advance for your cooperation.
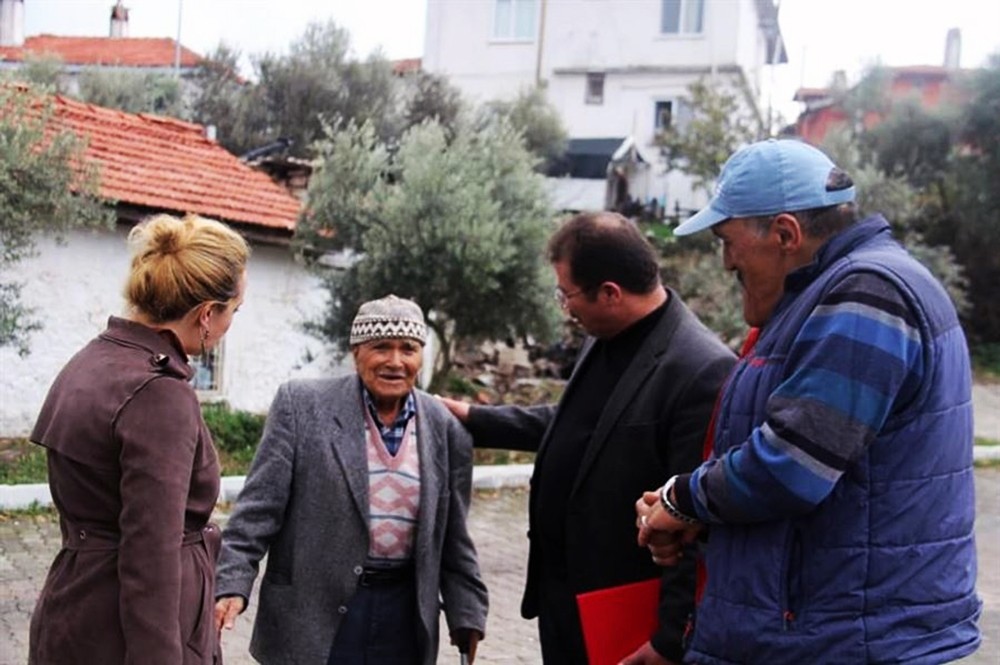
[534,299,668,576]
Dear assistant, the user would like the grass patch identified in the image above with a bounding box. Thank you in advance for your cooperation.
[975,437,1000,447]
[0,438,47,484]
[0,501,57,521]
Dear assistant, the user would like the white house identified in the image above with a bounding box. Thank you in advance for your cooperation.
[0,93,347,436]
[423,0,786,215]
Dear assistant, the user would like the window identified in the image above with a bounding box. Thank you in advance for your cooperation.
[661,0,705,35]
[654,98,692,134]
[585,73,605,105]
[493,0,538,41]
[654,100,673,131]
[191,343,223,393]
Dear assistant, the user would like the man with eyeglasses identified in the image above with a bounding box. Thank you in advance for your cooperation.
[440,211,734,664]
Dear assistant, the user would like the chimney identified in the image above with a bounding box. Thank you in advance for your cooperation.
[0,0,25,47]
[831,70,848,91]
[110,1,129,38]
[944,28,961,69]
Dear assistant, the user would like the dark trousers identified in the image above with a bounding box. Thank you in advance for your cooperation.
[537,572,589,664]
[328,577,419,665]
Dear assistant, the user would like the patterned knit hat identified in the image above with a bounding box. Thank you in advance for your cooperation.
[349,294,427,346]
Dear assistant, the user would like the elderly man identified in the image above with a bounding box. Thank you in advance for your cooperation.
[441,212,734,664]
[214,295,488,665]
[637,139,981,663]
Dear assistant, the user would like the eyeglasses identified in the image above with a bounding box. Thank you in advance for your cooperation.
[553,286,585,309]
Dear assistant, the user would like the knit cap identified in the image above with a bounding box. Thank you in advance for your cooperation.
[349,294,427,346]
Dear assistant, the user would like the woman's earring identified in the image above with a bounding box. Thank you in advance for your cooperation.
[200,326,208,357]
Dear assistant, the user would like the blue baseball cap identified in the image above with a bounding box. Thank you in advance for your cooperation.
[673,139,856,236]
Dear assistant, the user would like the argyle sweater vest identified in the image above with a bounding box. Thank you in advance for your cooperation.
[365,409,420,562]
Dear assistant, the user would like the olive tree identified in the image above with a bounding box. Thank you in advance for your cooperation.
[0,87,113,354]
[298,117,560,385]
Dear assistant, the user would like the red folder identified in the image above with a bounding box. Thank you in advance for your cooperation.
[576,577,660,665]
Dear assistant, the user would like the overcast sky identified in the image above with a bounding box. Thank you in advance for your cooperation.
[22,0,1000,122]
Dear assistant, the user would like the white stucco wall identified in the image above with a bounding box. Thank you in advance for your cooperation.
[424,0,763,103]
[0,226,349,436]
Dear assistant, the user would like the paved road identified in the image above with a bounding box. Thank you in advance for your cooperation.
[2,472,998,664]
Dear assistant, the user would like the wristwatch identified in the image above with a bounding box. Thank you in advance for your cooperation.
[660,475,700,525]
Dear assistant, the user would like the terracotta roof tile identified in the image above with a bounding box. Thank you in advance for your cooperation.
[0,35,201,68]
[38,93,300,232]
[392,58,421,75]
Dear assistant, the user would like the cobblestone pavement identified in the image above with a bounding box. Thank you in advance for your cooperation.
[3,474,999,664]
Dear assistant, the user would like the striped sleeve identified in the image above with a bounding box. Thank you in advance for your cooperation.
[685,272,924,524]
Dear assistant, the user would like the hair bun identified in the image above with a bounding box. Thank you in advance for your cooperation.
[150,224,185,257]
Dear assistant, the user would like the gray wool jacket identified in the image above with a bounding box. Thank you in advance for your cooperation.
[215,375,488,665]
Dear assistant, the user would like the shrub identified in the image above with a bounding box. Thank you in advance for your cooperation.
[200,402,266,475]
[0,438,47,484]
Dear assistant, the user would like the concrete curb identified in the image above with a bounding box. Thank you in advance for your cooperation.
[0,463,538,510]
[6,450,1000,510]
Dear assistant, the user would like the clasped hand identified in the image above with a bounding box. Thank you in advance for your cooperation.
[635,490,702,566]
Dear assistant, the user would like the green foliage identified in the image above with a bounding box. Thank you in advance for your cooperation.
[189,44,253,154]
[234,21,399,158]
[403,71,464,140]
[0,86,113,354]
[479,86,568,171]
[642,224,745,348]
[299,117,560,383]
[201,402,266,476]
[201,402,266,456]
[77,68,184,117]
[655,78,761,196]
[643,78,762,346]
[972,343,1000,381]
[822,59,1000,341]
[191,21,401,158]
[864,99,957,189]
[440,372,480,398]
[11,53,66,92]
[821,127,971,318]
[0,404,267,484]
[950,56,1000,342]
[0,438,47,484]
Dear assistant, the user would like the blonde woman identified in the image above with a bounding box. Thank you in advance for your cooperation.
[29,214,250,664]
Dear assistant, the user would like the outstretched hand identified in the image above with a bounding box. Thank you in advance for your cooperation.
[436,395,471,422]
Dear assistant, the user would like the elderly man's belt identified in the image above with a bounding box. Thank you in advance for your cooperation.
[360,564,414,587]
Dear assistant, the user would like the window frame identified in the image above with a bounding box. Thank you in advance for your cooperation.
[492,0,539,42]
[191,340,225,397]
[653,97,693,137]
[654,99,674,132]
[660,0,705,36]
[585,72,606,105]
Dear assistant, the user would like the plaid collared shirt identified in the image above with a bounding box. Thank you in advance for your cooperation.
[363,388,416,456]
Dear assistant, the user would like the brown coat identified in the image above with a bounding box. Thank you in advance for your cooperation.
[29,316,221,665]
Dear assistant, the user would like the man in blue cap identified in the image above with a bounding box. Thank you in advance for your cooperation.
[636,139,981,663]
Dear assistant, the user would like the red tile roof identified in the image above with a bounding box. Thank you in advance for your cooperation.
[391,58,421,75]
[41,93,300,232]
[0,35,201,68]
